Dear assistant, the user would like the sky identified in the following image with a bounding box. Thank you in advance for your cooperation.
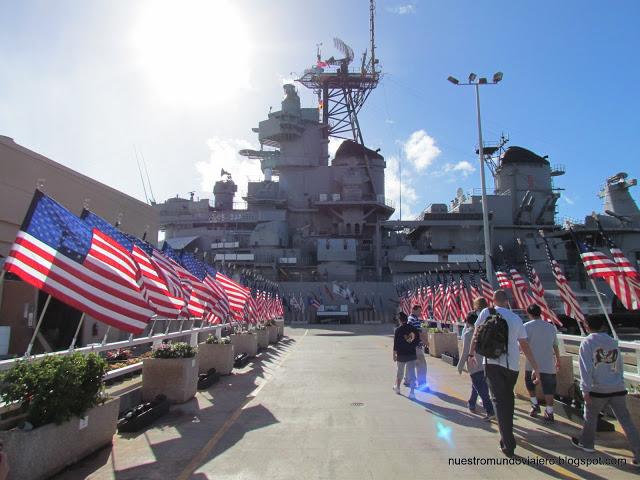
[1,0,639,223]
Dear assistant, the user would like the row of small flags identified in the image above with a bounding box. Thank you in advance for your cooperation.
[3,190,284,335]
[395,227,640,328]
[286,287,386,312]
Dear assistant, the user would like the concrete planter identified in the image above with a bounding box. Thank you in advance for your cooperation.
[274,318,285,338]
[626,394,640,429]
[142,357,199,404]
[0,397,120,480]
[256,329,269,350]
[515,354,574,401]
[427,332,458,358]
[267,325,278,344]
[230,333,258,357]
[198,343,234,375]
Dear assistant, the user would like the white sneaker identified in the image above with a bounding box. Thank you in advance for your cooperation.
[392,385,400,394]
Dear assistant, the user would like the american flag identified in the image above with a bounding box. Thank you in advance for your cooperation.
[522,248,562,326]
[161,243,208,319]
[575,234,636,311]
[495,269,511,290]
[180,252,229,322]
[596,227,640,310]
[399,293,411,315]
[4,191,153,333]
[275,294,284,316]
[542,236,585,325]
[81,210,185,319]
[467,269,482,303]
[203,264,230,322]
[508,265,535,311]
[476,265,494,305]
[448,272,461,322]
[308,295,321,310]
[246,292,259,324]
[459,274,474,317]
[216,271,251,319]
[433,275,445,321]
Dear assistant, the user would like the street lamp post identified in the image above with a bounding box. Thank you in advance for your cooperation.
[448,72,503,286]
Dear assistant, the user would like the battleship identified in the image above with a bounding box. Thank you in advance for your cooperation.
[153,4,640,328]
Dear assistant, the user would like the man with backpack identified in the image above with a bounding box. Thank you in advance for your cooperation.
[468,289,540,458]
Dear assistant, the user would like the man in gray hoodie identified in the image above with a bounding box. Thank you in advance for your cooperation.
[572,315,640,466]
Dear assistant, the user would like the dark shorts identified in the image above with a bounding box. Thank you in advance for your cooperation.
[525,371,557,396]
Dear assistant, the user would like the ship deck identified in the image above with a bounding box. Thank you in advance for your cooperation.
[55,325,639,480]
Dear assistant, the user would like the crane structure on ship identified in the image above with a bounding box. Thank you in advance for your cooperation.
[296,0,380,145]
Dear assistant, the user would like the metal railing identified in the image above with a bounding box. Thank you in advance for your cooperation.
[0,323,223,381]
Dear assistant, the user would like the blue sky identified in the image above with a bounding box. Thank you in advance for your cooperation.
[1,0,638,222]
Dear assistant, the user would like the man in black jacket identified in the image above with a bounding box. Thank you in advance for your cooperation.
[394,312,420,399]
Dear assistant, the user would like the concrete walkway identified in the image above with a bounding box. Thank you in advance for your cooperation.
[56,325,640,479]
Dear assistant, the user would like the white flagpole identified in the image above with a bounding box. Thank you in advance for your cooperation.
[25,294,52,356]
[588,277,618,340]
[101,326,112,345]
[68,313,86,350]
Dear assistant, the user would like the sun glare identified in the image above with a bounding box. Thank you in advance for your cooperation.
[132,0,252,107]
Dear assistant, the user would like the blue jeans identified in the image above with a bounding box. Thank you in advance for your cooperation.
[469,371,495,415]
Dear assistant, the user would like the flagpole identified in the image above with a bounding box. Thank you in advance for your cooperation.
[587,277,618,340]
[148,318,158,337]
[101,326,111,345]
[69,313,86,350]
[25,294,52,356]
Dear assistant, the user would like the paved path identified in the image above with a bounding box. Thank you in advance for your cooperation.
[57,325,639,479]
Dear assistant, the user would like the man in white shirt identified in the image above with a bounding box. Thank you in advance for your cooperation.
[469,289,539,458]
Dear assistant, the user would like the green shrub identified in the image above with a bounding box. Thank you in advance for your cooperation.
[204,335,231,344]
[0,352,107,427]
[152,342,197,359]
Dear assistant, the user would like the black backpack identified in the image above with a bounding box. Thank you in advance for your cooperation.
[476,308,509,362]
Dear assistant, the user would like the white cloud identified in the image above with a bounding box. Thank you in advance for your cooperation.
[196,137,262,200]
[385,155,419,219]
[385,119,396,125]
[402,130,441,171]
[441,160,476,177]
[386,4,416,15]
[563,194,575,205]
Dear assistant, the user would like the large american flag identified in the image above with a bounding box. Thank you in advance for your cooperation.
[204,264,230,322]
[522,248,562,325]
[4,191,154,333]
[576,236,636,311]
[495,269,511,290]
[81,210,184,319]
[542,236,585,325]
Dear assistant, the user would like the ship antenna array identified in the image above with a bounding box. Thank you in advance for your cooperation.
[483,133,509,178]
[133,145,157,204]
[296,0,380,143]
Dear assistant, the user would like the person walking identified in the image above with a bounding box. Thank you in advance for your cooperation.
[468,289,540,458]
[393,312,420,400]
[523,304,560,422]
[571,315,640,465]
[407,304,429,390]
[458,310,495,420]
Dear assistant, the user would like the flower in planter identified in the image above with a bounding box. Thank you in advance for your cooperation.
[151,342,197,359]
[204,334,231,345]
[105,348,133,362]
[0,352,107,428]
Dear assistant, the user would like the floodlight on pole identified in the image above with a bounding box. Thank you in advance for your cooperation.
[447,71,504,286]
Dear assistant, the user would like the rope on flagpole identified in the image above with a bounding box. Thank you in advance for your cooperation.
[69,313,86,350]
